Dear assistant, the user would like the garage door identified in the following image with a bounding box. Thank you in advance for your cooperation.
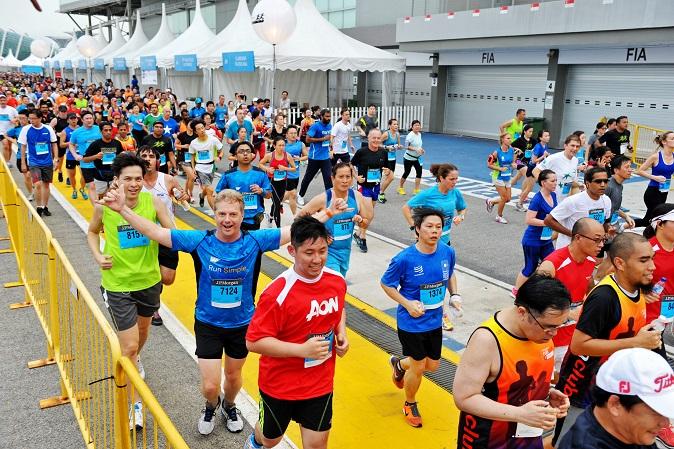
[365,67,431,130]
[560,65,674,139]
[444,65,547,139]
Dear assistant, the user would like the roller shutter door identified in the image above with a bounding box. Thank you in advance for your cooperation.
[402,67,431,130]
[560,65,674,138]
[444,65,547,139]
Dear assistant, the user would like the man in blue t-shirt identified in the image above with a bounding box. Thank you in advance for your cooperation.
[190,98,206,119]
[97,183,346,437]
[297,108,333,205]
[214,95,228,132]
[6,111,33,198]
[69,110,102,203]
[159,108,179,141]
[381,207,457,429]
[18,110,58,216]
[225,108,254,145]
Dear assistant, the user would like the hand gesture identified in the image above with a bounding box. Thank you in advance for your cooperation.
[98,182,126,212]
[516,400,559,430]
[302,336,330,360]
[357,175,365,183]
[653,175,667,184]
[405,300,425,318]
[328,197,347,216]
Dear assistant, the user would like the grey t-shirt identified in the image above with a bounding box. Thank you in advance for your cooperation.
[604,177,623,215]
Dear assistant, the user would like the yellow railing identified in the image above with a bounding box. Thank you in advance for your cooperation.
[628,122,668,165]
[0,156,189,449]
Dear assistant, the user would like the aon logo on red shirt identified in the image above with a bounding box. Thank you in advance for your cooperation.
[306,296,339,321]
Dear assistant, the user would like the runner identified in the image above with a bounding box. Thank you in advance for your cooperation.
[533,134,584,202]
[128,103,146,144]
[485,132,517,224]
[379,118,402,203]
[214,95,228,134]
[356,104,379,148]
[283,125,308,215]
[383,207,456,428]
[49,104,69,182]
[175,120,197,202]
[188,119,223,211]
[453,273,570,449]
[97,185,346,437]
[87,153,174,429]
[18,109,58,216]
[499,108,526,140]
[552,233,662,445]
[330,108,355,166]
[142,103,161,134]
[142,121,175,174]
[189,97,206,119]
[0,93,19,165]
[398,120,424,196]
[224,108,254,145]
[82,121,124,200]
[244,216,349,449]
[511,124,538,211]
[301,161,372,277]
[351,128,390,253]
[297,108,333,206]
[259,136,296,227]
[116,122,137,154]
[635,131,674,226]
[598,115,631,156]
[513,169,558,296]
[6,110,33,199]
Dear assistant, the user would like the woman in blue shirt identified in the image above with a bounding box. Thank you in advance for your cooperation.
[486,132,517,224]
[513,169,558,296]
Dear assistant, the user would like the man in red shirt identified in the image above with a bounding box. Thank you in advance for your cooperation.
[537,218,603,375]
[245,216,348,449]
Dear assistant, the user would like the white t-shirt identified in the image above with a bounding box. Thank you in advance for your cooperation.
[550,191,612,249]
[330,121,352,154]
[0,105,18,135]
[189,136,223,174]
[537,151,579,200]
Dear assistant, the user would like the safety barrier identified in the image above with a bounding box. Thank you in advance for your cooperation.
[286,105,425,132]
[628,122,667,165]
[0,156,189,449]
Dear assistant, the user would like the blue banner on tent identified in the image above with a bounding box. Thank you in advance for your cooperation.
[113,57,127,71]
[64,60,72,69]
[43,60,50,69]
[94,58,105,70]
[53,61,60,69]
[78,59,87,70]
[174,54,197,72]
[22,65,42,74]
[222,51,255,72]
[140,56,157,71]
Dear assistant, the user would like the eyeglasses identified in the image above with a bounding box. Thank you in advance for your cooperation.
[526,308,565,332]
[590,178,609,184]
[577,234,608,245]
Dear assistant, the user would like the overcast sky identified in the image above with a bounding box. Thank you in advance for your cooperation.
[0,0,91,39]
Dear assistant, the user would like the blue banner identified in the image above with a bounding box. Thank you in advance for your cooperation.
[94,58,105,70]
[140,55,157,71]
[113,57,127,71]
[64,60,72,69]
[78,59,87,70]
[22,65,43,74]
[53,60,60,69]
[174,54,197,72]
[222,51,255,72]
[43,60,50,69]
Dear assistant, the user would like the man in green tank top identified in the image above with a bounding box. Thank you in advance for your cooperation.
[86,153,175,430]
[500,108,526,141]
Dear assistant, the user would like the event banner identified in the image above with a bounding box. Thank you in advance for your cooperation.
[222,51,255,72]
[52,61,60,69]
[78,59,87,70]
[64,60,73,70]
[113,57,127,71]
[174,54,198,72]
[140,56,157,71]
[94,59,105,71]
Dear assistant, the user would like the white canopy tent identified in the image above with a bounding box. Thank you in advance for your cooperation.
[20,54,45,74]
[2,50,21,68]
[50,37,78,67]
[106,10,149,88]
[92,24,127,84]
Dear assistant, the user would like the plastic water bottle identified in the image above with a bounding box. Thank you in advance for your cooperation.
[649,315,672,332]
[172,188,191,211]
[652,277,667,297]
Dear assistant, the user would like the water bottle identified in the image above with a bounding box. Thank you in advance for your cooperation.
[652,277,667,297]
[172,188,191,211]
[649,315,672,332]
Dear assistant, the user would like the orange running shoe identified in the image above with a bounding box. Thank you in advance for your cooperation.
[389,355,406,389]
[403,401,422,428]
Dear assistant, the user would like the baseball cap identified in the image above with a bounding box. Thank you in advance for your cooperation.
[596,348,674,418]
[195,97,202,104]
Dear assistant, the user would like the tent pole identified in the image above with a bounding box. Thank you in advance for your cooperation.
[272,43,276,119]
[402,70,406,108]
[326,69,330,108]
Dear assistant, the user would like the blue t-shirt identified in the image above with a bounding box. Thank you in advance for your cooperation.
[325,189,358,254]
[160,117,179,137]
[215,167,271,224]
[64,126,77,161]
[70,125,102,169]
[18,124,57,167]
[214,106,228,129]
[530,142,547,166]
[285,140,303,180]
[171,228,280,328]
[407,185,466,244]
[381,244,456,333]
[190,106,206,119]
[307,121,332,160]
[128,113,146,131]
[521,191,558,246]
[225,120,254,142]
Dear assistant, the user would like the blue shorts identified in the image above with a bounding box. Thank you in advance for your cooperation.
[358,184,380,200]
[521,243,555,277]
[326,251,349,277]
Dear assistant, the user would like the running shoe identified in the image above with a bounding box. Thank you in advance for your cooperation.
[28,193,34,202]
[656,424,674,449]
[199,193,205,208]
[485,198,494,213]
[129,401,143,430]
[353,233,368,253]
[389,355,406,389]
[515,202,526,212]
[378,193,387,204]
[71,190,77,199]
[197,397,221,435]
[403,401,422,428]
[66,177,71,186]
[442,315,454,331]
[244,433,263,449]
[80,188,89,201]
[151,311,163,326]
[495,216,508,224]
[413,189,420,195]
[36,207,43,216]
[397,187,406,195]
[352,232,363,248]
[136,356,145,380]
[222,404,244,433]
[297,195,305,206]
[57,171,63,183]
[42,207,52,217]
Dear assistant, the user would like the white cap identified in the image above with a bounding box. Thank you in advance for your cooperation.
[596,348,674,418]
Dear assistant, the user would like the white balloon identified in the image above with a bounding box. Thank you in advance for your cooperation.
[251,0,297,45]
[30,39,51,58]
[77,34,99,58]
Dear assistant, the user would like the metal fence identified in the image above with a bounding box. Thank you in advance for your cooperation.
[628,122,667,165]
[286,105,425,132]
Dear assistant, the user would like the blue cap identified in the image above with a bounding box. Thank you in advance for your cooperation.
[195,97,203,103]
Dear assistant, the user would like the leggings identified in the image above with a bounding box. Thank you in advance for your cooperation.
[635,186,668,227]
[298,158,333,197]
[402,158,422,180]
[270,179,286,228]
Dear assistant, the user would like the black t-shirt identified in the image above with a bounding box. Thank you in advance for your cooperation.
[512,136,538,163]
[599,129,631,155]
[351,147,388,187]
[38,98,54,109]
[176,131,196,163]
[53,116,69,134]
[40,112,55,125]
[84,138,124,181]
[142,134,174,166]
[358,115,379,137]
[558,407,655,449]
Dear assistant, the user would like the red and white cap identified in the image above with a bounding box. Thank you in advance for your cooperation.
[596,348,674,418]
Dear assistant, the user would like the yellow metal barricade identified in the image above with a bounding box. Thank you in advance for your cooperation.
[0,155,190,449]
[628,122,667,165]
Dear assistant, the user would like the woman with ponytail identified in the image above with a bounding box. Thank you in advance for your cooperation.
[636,131,674,225]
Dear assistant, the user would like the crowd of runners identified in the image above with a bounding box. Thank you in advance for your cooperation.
[2,71,674,449]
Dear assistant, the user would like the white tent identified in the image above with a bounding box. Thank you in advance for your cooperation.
[126,4,174,69]
[20,54,43,66]
[94,26,108,52]
[155,0,214,68]
[96,23,127,59]
[2,50,21,68]
[50,37,78,67]
[106,10,149,65]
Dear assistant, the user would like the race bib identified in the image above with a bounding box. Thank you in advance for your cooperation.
[159,153,167,165]
[388,151,396,161]
[561,183,571,195]
[661,295,674,319]
[35,142,49,155]
[102,149,116,165]
[620,142,628,154]
[660,179,671,193]
[499,169,511,180]
[117,224,149,249]
[588,208,605,223]
[442,215,452,236]
[514,423,544,438]
[197,150,211,163]
[0,114,9,122]
[217,113,225,121]
[322,139,330,147]
[341,141,348,150]
[184,152,192,163]
[304,329,334,368]
[366,168,381,183]
[610,211,620,224]
[243,192,257,210]
[419,281,445,310]
[273,170,286,181]
[524,150,532,159]
[333,217,353,241]
[541,226,553,241]
[211,279,242,309]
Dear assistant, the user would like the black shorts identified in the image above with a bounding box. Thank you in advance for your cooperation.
[397,327,442,361]
[259,390,333,440]
[65,159,79,170]
[286,178,299,191]
[57,146,66,158]
[194,319,248,359]
[16,156,27,173]
[101,281,162,331]
[526,164,536,178]
[386,159,396,172]
[158,244,179,270]
[80,167,95,184]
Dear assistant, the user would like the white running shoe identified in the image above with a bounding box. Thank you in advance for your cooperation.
[27,193,34,202]
[297,195,305,206]
[495,216,508,224]
[129,401,143,430]
[198,398,220,435]
[222,404,244,433]
[136,356,145,380]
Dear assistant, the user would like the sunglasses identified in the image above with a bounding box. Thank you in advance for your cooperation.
[590,179,609,184]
